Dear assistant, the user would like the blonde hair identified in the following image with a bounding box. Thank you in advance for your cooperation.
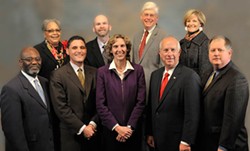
[183,9,206,27]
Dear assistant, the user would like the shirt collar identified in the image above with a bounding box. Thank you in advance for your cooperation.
[21,70,38,82]
[145,25,156,34]
[70,61,84,73]
[109,60,134,73]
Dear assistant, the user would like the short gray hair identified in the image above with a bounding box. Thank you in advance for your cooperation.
[141,1,159,15]
[41,19,61,31]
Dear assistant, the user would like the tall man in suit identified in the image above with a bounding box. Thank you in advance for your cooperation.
[132,3,167,151]
[85,14,112,68]
[0,47,54,151]
[49,35,99,151]
[146,36,201,151]
[132,1,167,99]
[198,35,249,151]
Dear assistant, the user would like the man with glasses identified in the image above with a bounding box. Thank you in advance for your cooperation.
[0,47,55,151]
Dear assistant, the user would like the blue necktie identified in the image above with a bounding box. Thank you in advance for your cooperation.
[34,79,47,106]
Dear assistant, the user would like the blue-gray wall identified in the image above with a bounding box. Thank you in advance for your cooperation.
[1,0,250,150]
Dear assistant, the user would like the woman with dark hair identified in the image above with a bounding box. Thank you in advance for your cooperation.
[34,19,69,80]
[96,34,146,151]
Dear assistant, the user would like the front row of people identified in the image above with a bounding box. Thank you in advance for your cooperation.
[0,34,248,151]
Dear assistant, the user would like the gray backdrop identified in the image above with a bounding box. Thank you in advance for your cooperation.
[1,0,250,150]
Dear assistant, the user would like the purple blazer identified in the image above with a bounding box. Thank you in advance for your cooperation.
[96,62,146,130]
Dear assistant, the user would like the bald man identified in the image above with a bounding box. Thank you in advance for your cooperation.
[85,14,112,68]
[146,36,201,151]
[0,47,54,151]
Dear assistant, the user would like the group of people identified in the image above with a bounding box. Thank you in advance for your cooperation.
[0,1,249,151]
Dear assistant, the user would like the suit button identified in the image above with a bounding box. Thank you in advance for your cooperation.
[156,112,159,115]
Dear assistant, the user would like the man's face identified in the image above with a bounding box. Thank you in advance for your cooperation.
[93,15,111,37]
[140,9,158,30]
[159,37,180,70]
[20,48,41,77]
[66,39,87,67]
[209,38,232,69]
[43,21,61,46]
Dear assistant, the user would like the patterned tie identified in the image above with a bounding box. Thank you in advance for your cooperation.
[159,73,169,99]
[77,68,85,87]
[203,71,216,91]
[139,30,149,59]
[34,79,47,106]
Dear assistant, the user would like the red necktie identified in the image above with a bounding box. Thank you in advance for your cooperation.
[139,30,149,59]
[159,73,169,99]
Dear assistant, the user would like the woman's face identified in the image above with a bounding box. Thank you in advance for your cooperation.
[185,14,202,33]
[44,21,61,46]
[111,38,127,62]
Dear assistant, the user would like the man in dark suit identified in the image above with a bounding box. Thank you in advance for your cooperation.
[146,36,201,151]
[0,47,54,151]
[85,14,111,68]
[49,35,99,151]
[198,35,249,151]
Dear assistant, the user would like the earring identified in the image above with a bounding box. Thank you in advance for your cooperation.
[185,27,188,31]
[199,27,203,31]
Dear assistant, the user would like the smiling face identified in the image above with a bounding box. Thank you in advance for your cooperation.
[111,38,128,62]
[19,47,41,77]
[185,14,202,33]
[140,9,158,30]
[159,37,180,70]
[93,15,111,38]
[43,21,61,47]
[66,39,87,67]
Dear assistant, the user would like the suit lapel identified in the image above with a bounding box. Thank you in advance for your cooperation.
[202,62,232,95]
[66,64,85,93]
[41,41,59,64]
[92,38,105,66]
[19,73,47,109]
[140,26,159,63]
[83,66,94,102]
[158,65,180,104]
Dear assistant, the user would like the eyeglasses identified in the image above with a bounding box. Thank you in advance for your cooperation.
[45,29,61,33]
[21,57,41,62]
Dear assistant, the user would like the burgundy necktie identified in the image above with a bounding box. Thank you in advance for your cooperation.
[139,30,149,59]
[159,73,169,99]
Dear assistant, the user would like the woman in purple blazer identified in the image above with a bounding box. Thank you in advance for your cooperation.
[96,34,146,151]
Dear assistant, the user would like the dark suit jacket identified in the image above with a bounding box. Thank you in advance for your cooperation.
[180,31,211,77]
[132,25,166,99]
[200,61,249,151]
[0,72,54,151]
[34,41,69,79]
[85,38,106,68]
[146,64,201,151]
[49,63,98,150]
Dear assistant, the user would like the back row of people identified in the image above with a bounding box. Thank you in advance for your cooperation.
[0,1,249,151]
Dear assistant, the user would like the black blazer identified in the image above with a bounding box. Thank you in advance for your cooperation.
[34,41,69,79]
[0,72,54,151]
[199,61,249,151]
[146,64,201,151]
[85,38,105,68]
[180,31,211,77]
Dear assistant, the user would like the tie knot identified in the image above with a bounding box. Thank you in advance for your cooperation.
[164,72,169,78]
[145,30,149,36]
[78,68,82,72]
